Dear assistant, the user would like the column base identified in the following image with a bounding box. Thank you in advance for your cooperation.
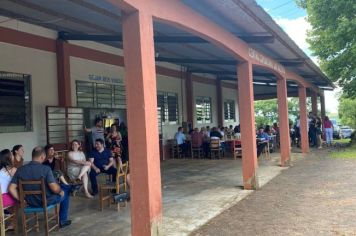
[243,171,259,190]
[151,217,163,236]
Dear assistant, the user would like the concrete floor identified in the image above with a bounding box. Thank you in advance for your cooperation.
[20,152,301,236]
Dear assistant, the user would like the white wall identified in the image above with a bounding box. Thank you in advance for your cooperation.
[0,42,58,161]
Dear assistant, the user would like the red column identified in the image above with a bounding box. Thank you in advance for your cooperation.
[237,62,259,190]
[216,79,223,127]
[122,11,162,236]
[311,92,318,116]
[298,86,309,153]
[56,40,72,106]
[185,71,194,127]
[277,77,290,166]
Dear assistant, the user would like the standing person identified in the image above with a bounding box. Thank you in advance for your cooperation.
[12,145,24,168]
[89,139,117,196]
[85,118,105,149]
[295,116,301,147]
[106,124,122,159]
[316,117,323,149]
[308,113,317,147]
[8,147,72,228]
[67,140,93,199]
[323,116,334,146]
[119,122,129,163]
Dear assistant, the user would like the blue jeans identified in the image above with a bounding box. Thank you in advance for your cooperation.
[47,183,70,224]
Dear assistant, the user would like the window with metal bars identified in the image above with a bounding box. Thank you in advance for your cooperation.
[157,91,179,125]
[224,100,236,122]
[196,96,212,124]
[76,81,126,108]
[0,71,32,133]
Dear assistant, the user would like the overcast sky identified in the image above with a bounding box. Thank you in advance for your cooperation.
[256,0,339,113]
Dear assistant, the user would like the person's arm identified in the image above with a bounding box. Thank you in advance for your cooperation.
[103,151,115,170]
[89,157,101,173]
[104,157,115,170]
[46,168,64,196]
[8,183,19,200]
[9,171,20,200]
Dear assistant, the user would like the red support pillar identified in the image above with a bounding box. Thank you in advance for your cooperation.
[311,92,318,116]
[237,61,259,190]
[56,40,72,106]
[298,86,309,153]
[216,79,223,127]
[185,71,194,127]
[277,77,290,166]
[122,11,162,236]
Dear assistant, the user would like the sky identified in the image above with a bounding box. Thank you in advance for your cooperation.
[256,0,339,113]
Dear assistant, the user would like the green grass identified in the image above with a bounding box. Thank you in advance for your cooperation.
[330,141,356,159]
[334,138,351,144]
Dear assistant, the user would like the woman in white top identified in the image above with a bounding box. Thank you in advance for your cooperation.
[67,140,93,198]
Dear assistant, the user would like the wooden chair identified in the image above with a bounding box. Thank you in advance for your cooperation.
[168,139,182,159]
[262,141,271,160]
[99,162,129,211]
[191,145,203,159]
[0,186,18,236]
[210,139,224,159]
[233,140,242,160]
[18,178,60,236]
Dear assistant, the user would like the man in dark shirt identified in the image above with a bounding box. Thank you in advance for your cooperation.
[210,127,223,139]
[8,146,71,228]
[89,139,117,195]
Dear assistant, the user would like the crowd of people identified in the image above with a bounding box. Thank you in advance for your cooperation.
[174,123,279,159]
[0,118,130,231]
[291,112,334,148]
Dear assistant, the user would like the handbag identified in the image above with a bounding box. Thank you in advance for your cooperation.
[113,192,129,203]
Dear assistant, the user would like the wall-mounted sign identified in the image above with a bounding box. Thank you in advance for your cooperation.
[248,48,286,75]
[88,74,123,84]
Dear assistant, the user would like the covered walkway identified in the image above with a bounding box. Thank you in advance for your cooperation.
[0,0,334,235]
[47,153,298,236]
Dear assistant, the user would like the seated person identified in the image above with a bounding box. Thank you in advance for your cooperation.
[0,149,17,230]
[44,144,69,185]
[256,127,270,157]
[89,139,117,196]
[8,147,71,228]
[174,127,188,156]
[191,128,203,148]
[12,145,24,168]
[67,140,93,199]
[210,127,223,140]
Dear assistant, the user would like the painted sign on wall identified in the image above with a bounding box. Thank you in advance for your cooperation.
[248,48,286,75]
[88,74,123,84]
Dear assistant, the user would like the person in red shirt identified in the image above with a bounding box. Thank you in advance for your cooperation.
[323,116,334,146]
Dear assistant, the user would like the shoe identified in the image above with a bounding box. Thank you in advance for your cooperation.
[60,220,72,228]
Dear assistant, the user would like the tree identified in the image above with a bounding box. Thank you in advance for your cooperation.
[297,0,356,98]
[338,97,356,128]
[254,98,309,127]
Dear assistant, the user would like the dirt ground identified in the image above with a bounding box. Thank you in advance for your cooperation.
[191,149,356,236]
